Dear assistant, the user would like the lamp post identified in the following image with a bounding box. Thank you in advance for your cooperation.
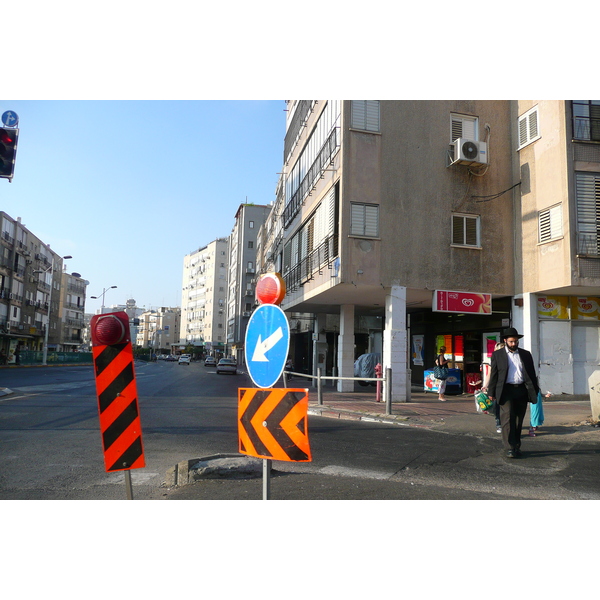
[35,254,72,366]
[90,286,118,313]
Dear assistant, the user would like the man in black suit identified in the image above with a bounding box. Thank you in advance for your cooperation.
[486,327,539,459]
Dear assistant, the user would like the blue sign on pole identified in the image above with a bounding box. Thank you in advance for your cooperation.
[244,304,290,389]
[1,111,19,127]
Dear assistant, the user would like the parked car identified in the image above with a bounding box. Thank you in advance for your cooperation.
[178,355,190,365]
[165,355,177,362]
[354,353,381,386]
[216,358,237,375]
[204,356,217,367]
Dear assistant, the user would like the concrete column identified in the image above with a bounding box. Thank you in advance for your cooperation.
[337,304,355,392]
[383,285,408,402]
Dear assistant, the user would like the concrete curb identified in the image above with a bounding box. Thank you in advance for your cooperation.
[163,453,263,487]
[308,406,411,426]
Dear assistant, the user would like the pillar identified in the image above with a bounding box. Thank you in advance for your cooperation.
[383,285,408,402]
[337,304,355,392]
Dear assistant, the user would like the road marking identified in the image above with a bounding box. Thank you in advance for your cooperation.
[319,465,393,480]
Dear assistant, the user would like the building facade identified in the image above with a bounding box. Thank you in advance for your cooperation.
[1,211,79,362]
[258,101,518,400]
[513,100,600,395]
[58,270,88,351]
[256,99,600,400]
[226,203,271,364]
[180,238,229,356]
[136,306,181,354]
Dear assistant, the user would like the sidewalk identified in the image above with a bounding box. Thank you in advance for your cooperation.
[306,383,598,440]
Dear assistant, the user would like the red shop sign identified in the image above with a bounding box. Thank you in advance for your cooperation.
[433,290,492,314]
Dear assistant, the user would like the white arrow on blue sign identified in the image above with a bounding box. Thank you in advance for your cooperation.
[1,111,19,127]
[244,304,290,389]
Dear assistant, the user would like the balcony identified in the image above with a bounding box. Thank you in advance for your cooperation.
[284,233,338,293]
[577,232,600,257]
[283,127,340,229]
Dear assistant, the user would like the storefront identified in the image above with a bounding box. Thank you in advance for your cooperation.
[536,295,600,395]
[410,295,512,395]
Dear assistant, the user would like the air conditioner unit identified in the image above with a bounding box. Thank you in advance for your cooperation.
[452,138,487,166]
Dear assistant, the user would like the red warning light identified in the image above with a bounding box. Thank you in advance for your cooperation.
[91,313,129,346]
[255,272,286,305]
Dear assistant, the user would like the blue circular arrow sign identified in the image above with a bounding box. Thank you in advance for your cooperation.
[244,304,290,388]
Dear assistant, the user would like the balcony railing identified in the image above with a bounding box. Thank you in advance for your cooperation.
[573,116,600,142]
[577,232,600,257]
[283,233,338,293]
[283,127,340,229]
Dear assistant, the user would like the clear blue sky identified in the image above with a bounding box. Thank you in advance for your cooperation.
[1,100,285,314]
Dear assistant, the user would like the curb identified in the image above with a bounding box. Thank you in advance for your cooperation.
[163,453,263,487]
[308,405,411,426]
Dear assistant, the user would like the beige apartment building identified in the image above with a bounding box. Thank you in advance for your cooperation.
[257,100,600,400]
[180,238,229,356]
[514,100,600,394]
[136,306,181,354]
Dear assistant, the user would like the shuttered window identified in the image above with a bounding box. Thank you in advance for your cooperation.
[351,101,380,132]
[452,214,480,247]
[350,203,379,237]
[450,114,477,142]
[538,204,563,242]
[576,172,600,255]
[518,106,541,149]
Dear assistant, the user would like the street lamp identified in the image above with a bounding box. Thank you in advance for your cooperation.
[34,254,72,366]
[91,286,118,313]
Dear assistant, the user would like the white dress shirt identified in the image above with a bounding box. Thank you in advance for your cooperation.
[505,347,524,384]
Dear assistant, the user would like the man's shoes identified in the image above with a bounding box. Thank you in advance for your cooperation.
[506,450,516,458]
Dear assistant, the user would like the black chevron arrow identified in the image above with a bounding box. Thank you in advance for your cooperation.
[266,392,309,461]
[239,389,272,458]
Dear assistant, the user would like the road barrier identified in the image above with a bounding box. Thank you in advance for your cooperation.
[10,351,93,366]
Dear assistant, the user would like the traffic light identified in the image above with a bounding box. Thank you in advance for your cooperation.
[0,127,19,179]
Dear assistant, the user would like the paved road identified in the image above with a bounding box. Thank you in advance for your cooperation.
[1,362,600,500]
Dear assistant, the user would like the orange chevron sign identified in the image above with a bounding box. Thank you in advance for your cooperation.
[238,388,312,462]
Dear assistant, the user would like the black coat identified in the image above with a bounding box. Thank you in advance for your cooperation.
[488,347,539,404]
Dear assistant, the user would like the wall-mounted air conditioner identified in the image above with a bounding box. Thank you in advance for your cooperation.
[452,138,487,166]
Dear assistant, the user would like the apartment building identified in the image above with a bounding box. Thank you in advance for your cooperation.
[136,306,181,354]
[0,211,80,361]
[58,270,88,351]
[513,100,600,395]
[226,203,271,364]
[180,238,229,356]
[256,100,600,400]
[258,101,518,400]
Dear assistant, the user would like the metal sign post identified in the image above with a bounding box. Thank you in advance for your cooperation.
[124,470,134,500]
[263,459,271,500]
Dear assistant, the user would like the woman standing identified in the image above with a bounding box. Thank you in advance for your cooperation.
[436,346,449,401]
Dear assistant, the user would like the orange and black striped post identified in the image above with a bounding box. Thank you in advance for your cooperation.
[91,311,145,498]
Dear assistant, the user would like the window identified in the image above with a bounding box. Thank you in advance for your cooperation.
[351,101,380,132]
[538,205,563,243]
[350,203,379,237]
[518,106,540,149]
[451,113,478,142]
[576,172,600,255]
[249,221,254,229]
[452,214,480,247]
[572,101,600,141]
[248,241,253,249]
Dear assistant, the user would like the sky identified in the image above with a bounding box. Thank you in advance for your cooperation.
[1,100,286,314]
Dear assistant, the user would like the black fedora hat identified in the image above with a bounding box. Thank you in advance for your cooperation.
[502,327,524,339]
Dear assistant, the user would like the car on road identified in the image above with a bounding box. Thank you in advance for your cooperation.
[178,355,190,365]
[165,355,177,362]
[204,356,217,367]
[216,358,237,375]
